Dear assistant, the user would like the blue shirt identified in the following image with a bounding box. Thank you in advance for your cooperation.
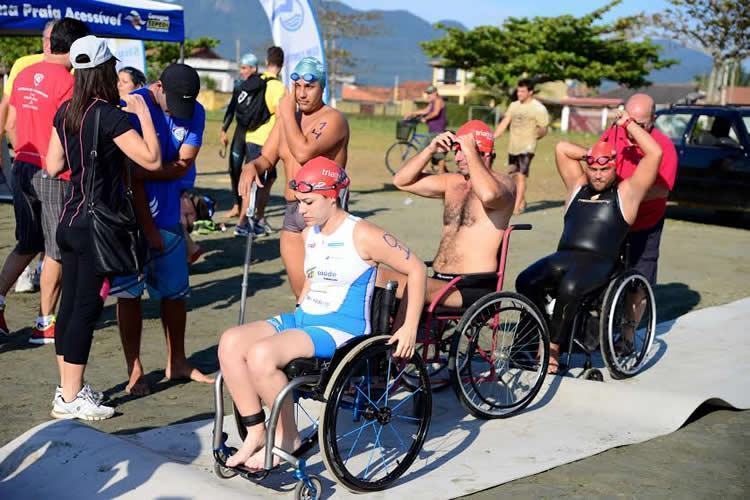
[127,87,205,229]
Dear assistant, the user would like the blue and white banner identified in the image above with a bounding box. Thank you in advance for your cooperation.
[0,0,184,42]
[258,0,328,101]
[106,38,146,73]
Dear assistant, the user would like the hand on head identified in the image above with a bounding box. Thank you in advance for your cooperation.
[429,131,456,154]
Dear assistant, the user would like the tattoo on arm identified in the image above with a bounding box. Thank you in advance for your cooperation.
[383,232,411,260]
[311,121,327,140]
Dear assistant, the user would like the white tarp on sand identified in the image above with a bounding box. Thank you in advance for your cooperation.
[1,298,748,498]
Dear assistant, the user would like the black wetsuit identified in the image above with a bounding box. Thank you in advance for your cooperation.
[516,184,630,344]
[222,80,248,208]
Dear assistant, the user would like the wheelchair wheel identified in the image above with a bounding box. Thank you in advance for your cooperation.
[402,319,457,391]
[385,142,419,175]
[600,270,656,379]
[294,476,323,500]
[319,335,431,492]
[449,291,549,419]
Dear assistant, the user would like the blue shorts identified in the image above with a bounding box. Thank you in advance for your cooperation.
[267,309,361,359]
[110,225,190,300]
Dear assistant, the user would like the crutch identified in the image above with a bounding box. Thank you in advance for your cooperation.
[238,182,258,325]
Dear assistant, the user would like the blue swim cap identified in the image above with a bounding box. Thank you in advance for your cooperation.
[240,53,258,67]
[291,57,326,89]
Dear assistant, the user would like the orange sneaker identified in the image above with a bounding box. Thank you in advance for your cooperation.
[29,321,55,345]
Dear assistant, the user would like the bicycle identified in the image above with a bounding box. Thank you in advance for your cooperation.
[385,119,454,175]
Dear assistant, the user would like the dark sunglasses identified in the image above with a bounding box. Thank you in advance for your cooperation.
[584,155,616,166]
[290,72,319,83]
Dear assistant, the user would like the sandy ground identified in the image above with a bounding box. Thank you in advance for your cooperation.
[1,147,749,496]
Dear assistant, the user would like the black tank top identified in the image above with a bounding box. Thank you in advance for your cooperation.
[558,184,630,259]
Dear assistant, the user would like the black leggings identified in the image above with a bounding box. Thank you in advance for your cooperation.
[516,250,615,345]
[228,126,247,207]
[55,224,105,365]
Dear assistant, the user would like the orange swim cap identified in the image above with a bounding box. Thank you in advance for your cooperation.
[456,120,495,153]
[290,157,349,199]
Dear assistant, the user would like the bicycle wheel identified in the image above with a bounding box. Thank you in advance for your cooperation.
[385,141,419,175]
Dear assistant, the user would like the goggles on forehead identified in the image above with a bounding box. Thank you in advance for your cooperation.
[584,155,616,166]
[290,72,320,83]
[289,170,348,194]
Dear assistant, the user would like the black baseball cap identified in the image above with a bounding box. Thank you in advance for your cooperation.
[160,63,200,120]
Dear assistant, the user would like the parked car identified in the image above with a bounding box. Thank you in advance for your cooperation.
[655,105,750,212]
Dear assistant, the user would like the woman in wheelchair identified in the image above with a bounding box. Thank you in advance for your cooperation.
[218,157,427,471]
[516,111,662,373]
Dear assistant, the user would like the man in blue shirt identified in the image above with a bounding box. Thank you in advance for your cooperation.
[111,64,212,395]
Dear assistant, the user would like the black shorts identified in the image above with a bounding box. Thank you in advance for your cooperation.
[11,162,67,260]
[625,218,664,285]
[508,153,535,176]
[433,271,497,307]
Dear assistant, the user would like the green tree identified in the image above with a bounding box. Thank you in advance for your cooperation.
[144,36,219,81]
[317,1,382,101]
[0,36,43,74]
[420,0,674,100]
[651,0,750,103]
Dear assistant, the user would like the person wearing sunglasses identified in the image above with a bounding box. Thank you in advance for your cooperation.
[220,156,426,471]
[516,110,663,373]
[238,56,350,301]
[380,120,516,310]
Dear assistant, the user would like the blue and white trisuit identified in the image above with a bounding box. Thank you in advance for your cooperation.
[267,215,376,358]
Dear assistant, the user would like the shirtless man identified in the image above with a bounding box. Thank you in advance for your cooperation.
[239,57,349,300]
[378,120,516,308]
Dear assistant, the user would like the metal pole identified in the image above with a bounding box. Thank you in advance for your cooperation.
[179,42,185,63]
[238,183,258,325]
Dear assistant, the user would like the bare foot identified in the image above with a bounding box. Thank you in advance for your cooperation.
[245,433,302,471]
[548,343,561,374]
[125,361,151,396]
[226,426,265,468]
[225,205,240,218]
[166,361,214,384]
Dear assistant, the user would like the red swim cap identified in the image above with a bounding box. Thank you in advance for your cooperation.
[586,140,617,166]
[290,156,349,199]
[456,120,494,153]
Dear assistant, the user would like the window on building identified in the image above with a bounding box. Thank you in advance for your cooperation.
[442,67,458,85]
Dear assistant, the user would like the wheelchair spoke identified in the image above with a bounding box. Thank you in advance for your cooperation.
[390,385,424,413]
[343,418,371,465]
[337,419,376,442]
[387,422,408,453]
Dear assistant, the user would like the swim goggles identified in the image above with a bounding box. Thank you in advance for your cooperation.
[290,72,320,83]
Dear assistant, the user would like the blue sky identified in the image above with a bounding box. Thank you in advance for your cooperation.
[339,0,672,29]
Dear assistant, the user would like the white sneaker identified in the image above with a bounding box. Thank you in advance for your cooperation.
[14,266,35,293]
[54,383,104,405]
[51,389,115,421]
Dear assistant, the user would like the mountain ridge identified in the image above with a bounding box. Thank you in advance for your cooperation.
[173,1,711,88]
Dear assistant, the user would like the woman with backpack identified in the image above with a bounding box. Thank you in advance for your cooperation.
[45,36,161,420]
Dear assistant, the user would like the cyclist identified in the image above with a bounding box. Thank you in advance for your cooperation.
[405,85,448,173]
[219,157,427,470]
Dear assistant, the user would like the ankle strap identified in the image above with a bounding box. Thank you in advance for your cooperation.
[239,410,265,427]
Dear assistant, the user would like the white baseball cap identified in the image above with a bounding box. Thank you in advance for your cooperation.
[69,35,115,69]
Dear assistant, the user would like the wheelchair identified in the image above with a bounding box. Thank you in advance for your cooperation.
[402,224,550,420]
[212,281,433,498]
[555,247,657,381]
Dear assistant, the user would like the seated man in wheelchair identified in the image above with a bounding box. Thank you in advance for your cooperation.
[218,157,427,470]
[380,120,516,309]
[516,111,662,373]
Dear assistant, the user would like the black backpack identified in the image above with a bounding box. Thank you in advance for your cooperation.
[234,73,274,131]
